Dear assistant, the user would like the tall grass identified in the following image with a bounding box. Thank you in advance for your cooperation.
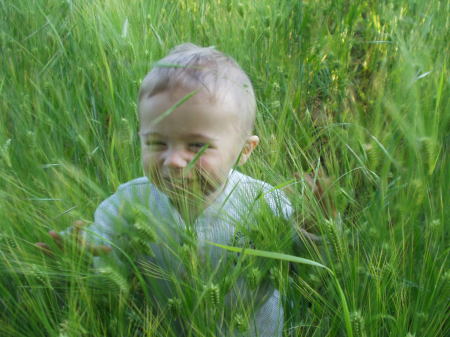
[1,0,448,336]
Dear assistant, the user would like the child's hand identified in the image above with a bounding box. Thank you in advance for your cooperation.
[35,220,112,257]
[291,169,338,241]
[301,169,337,220]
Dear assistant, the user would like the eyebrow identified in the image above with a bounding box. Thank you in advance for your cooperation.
[139,131,217,141]
[139,131,162,137]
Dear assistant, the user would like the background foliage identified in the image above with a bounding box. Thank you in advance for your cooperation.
[1,0,448,336]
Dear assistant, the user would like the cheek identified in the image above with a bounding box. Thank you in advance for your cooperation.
[197,157,213,172]
[141,152,159,175]
[197,155,230,179]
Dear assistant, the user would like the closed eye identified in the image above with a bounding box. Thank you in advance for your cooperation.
[189,143,210,152]
[190,143,205,148]
[145,140,166,148]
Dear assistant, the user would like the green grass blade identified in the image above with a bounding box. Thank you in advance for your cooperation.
[206,241,330,272]
[150,90,199,126]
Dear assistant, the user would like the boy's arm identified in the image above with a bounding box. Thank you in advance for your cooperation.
[35,192,126,258]
[297,227,323,243]
[86,195,136,272]
[35,220,112,257]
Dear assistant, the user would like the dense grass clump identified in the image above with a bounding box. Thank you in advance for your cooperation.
[1,0,448,336]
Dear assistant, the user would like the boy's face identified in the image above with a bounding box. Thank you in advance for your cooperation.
[139,86,259,205]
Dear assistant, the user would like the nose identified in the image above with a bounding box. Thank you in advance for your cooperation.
[162,148,189,169]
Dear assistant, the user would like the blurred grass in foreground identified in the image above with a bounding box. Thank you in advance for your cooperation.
[1,0,448,336]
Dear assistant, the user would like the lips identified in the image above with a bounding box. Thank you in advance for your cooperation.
[159,177,193,191]
[153,171,212,194]
[163,177,191,184]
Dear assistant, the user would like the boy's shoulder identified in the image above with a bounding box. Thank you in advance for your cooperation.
[227,170,293,219]
[97,177,153,210]
[228,170,285,196]
[116,176,151,191]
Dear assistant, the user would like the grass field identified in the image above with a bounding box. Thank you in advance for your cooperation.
[1,0,448,336]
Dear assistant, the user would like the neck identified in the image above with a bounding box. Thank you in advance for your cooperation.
[170,197,202,225]
[169,181,227,224]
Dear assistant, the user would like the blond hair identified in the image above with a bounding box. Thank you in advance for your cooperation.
[139,43,256,134]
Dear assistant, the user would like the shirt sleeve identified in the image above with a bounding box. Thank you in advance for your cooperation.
[86,179,155,273]
[85,192,130,271]
[262,187,294,220]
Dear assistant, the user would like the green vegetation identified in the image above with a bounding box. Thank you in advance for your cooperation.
[1,0,448,336]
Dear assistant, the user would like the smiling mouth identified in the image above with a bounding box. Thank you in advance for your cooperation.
[163,177,191,183]
[160,177,193,190]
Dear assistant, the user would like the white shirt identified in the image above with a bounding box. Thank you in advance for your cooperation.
[86,169,293,336]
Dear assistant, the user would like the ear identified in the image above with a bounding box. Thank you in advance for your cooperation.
[238,135,259,166]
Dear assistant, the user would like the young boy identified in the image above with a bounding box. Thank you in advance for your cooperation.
[41,43,294,336]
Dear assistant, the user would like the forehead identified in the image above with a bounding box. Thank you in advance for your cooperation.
[139,87,242,138]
